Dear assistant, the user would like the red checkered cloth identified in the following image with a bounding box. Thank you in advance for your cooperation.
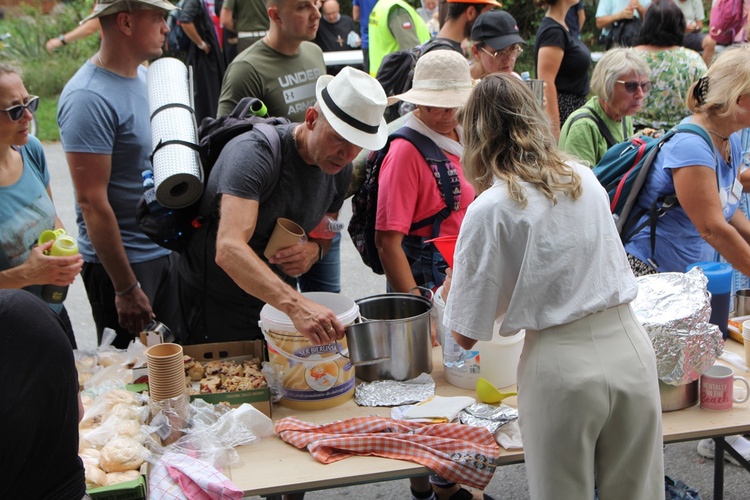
[275,416,500,489]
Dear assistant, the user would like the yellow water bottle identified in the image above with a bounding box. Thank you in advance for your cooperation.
[38,229,79,304]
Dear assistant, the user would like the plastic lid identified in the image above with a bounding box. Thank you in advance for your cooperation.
[686,261,733,293]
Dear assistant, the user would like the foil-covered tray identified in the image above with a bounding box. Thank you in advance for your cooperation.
[354,373,435,406]
[632,268,724,385]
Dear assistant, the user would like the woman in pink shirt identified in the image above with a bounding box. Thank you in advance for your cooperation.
[375,49,475,295]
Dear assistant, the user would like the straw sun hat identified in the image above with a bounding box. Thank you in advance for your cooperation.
[388,50,476,108]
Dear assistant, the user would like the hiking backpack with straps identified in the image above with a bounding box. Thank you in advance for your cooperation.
[348,127,461,275]
[709,0,747,45]
[136,97,289,252]
[592,123,716,263]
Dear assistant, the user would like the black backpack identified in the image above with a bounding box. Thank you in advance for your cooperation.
[136,97,288,252]
[375,38,456,122]
[348,127,461,274]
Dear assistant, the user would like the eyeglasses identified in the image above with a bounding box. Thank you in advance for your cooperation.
[480,44,523,59]
[1,96,39,121]
[616,80,652,94]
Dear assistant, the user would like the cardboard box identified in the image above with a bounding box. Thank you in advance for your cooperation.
[182,340,272,418]
[87,475,147,500]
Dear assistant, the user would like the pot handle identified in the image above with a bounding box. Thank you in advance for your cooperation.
[409,285,434,303]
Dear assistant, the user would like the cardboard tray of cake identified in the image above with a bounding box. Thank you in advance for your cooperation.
[181,340,272,418]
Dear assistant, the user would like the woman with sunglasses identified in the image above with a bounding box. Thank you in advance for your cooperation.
[559,48,651,166]
[534,0,591,138]
[0,64,83,348]
[633,0,707,131]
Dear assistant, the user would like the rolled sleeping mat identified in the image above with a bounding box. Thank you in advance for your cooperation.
[147,57,203,209]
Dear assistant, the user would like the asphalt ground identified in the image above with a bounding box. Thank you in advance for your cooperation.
[43,141,750,499]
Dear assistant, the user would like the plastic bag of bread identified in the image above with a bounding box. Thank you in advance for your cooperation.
[84,462,107,489]
[106,470,141,486]
[99,436,149,473]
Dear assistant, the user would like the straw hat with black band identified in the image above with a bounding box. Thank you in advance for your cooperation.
[315,66,389,151]
[82,0,177,23]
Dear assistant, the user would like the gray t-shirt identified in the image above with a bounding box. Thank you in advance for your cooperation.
[57,62,169,263]
[180,123,352,302]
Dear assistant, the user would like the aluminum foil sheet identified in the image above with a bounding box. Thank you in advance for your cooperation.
[147,58,203,208]
[355,373,435,406]
[631,268,723,385]
[458,403,518,434]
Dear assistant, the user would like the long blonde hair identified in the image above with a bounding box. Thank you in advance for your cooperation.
[460,73,582,207]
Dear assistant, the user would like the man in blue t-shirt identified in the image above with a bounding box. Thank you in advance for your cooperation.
[58,0,184,348]
[352,0,378,73]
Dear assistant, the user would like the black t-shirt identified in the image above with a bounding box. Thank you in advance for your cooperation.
[0,290,86,500]
[315,15,357,53]
[534,17,590,96]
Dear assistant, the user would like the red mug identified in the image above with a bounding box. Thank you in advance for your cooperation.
[699,364,750,411]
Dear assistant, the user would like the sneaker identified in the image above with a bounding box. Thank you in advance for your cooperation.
[696,435,750,466]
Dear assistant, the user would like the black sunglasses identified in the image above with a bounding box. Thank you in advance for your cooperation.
[616,80,652,94]
[1,96,39,121]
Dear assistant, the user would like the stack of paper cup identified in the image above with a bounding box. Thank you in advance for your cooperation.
[743,320,750,367]
[147,343,189,444]
[147,343,186,401]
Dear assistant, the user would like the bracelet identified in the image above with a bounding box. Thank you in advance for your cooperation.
[58,34,67,45]
[314,241,323,262]
[115,281,140,296]
[198,41,206,50]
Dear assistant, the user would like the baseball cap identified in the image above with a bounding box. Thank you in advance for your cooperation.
[82,0,177,23]
[471,10,526,50]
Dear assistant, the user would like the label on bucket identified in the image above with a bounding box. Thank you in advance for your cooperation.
[266,330,355,410]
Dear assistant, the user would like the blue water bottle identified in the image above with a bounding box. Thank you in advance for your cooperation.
[142,171,178,245]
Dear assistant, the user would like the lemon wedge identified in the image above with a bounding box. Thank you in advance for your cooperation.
[476,377,517,404]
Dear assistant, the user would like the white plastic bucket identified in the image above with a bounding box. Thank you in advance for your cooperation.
[260,292,359,410]
[477,326,525,389]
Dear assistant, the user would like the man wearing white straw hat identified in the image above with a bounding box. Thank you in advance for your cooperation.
[58,0,184,349]
[178,67,387,346]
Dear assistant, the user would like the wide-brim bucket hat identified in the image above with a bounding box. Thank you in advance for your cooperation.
[388,50,475,108]
[82,0,177,23]
[315,67,388,151]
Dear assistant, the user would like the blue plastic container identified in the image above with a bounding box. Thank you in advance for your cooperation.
[686,261,733,339]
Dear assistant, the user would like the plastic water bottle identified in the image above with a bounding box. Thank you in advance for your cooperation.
[142,171,179,245]
[442,329,476,368]
[39,229,78,304]
[521,71,531,81]
[308,215,345,239]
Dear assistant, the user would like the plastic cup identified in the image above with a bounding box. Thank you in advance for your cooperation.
[264,217,305,259]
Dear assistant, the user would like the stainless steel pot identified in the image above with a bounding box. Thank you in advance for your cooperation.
[659,379,698,412]
[341,321,390,366]
[353,293,433,381]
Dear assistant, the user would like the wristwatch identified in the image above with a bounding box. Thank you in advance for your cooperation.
[58,34,67,45]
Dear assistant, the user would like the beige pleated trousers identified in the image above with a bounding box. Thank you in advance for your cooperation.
[517,304,665,500]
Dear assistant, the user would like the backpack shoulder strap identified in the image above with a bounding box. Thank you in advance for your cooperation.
[256,123,284,204]
[567,107,618,149]
[389,127,459,235]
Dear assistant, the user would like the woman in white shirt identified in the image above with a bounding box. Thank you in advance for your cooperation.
[443,73,664,499]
